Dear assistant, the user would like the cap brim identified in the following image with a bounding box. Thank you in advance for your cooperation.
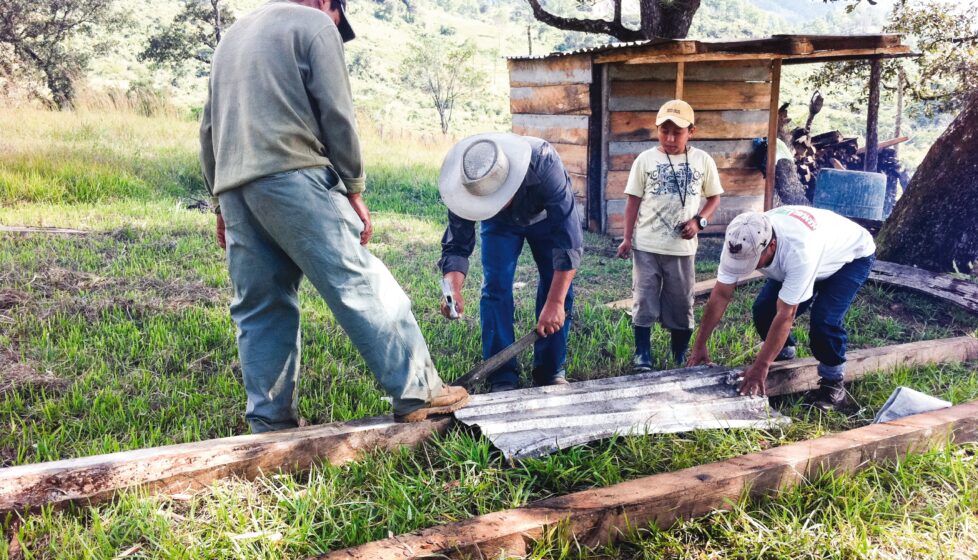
[337,6,355,41]
[718,250,761,280]
[438,133,532,221]
[655,115,692,128]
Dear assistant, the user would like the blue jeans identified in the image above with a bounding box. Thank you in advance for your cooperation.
[752,255,875,381]
[219,167,443,432]
[480,218,574,387]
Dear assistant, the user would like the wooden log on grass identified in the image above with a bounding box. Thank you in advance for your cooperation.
[324,400,978,560]
[0,416,452,516]
[2,337,975,517]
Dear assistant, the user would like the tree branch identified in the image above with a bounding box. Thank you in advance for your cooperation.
[524,0,644,42]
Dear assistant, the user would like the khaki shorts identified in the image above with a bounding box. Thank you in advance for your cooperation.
[631,249,695,330]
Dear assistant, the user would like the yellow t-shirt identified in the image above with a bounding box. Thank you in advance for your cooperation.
[624,146,724,256]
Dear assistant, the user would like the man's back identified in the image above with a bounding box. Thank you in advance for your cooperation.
[202,0,364,196]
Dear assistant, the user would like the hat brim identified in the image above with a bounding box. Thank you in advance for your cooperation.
[337,5,355,41]
[438,133,532,221]
[655,115,692,128]
[718,250,761,280]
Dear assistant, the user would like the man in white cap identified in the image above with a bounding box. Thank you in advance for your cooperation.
[438,133,584,392]
[616,99,723,371]
[687,206,876,410]
[200,0,467,431]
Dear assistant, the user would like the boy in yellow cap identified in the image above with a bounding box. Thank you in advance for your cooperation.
[616,100,723,370]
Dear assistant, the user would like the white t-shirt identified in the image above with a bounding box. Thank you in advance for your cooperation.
[624,146,724,256]
[718,206,876,305]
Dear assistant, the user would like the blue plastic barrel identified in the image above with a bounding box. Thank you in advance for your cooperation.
[813,168,886,220]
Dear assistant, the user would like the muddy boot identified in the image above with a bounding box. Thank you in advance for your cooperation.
[670,329,693,366]
[394,385,470,423]
[632,325,653,372]
[804,366,846,412]
[775,345,797,361]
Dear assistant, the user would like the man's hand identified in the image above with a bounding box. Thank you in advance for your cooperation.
[686,344,712,367]
[440,271,465,319]
[347,193,372,245]
[216,213,226,250]
[738,361,769,397]
[536,300,566,337]
[616,238,632,259]
[679,218,701,240]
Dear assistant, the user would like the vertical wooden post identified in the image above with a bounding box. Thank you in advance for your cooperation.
[764,59,782,211]
[865,58,882,172]
[600,63,611,233]
[675,62,685,100]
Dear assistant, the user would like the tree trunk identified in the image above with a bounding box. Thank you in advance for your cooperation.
[876,90,978,273]
[639,0,701,39]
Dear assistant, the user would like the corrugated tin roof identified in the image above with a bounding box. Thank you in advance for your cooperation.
[505,39,657,61]
[455,365,790,460]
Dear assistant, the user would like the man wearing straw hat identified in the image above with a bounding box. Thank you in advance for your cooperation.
[200,0,468,431]
[438,133,584,393]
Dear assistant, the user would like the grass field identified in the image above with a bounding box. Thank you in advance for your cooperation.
[1,107,977,559]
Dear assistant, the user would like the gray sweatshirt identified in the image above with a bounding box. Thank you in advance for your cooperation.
[199,0,365,199]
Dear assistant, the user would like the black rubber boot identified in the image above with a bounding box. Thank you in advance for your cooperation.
[632,325,652,372]
[670,329,693,366]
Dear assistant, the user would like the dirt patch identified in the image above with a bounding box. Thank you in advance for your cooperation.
[0,289,30,311]
[0,348,67,395]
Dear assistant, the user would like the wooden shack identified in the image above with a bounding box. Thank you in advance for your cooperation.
[507,34,911,235]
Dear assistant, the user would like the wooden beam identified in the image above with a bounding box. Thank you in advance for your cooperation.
[615,46,911,66]
[765,59,781,210]
[675,62,685,100]
[0,226,91,235]
[865,58,882,173]
[324,400,978,559]
[0,416,453,516]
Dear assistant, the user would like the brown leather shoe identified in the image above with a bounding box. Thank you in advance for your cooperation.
[394,385,470,423]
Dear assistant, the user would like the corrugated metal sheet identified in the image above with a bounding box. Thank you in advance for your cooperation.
[506,40,655,61]
[455,365,789,460]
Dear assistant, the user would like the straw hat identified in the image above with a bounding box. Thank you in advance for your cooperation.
[438,133,533,221]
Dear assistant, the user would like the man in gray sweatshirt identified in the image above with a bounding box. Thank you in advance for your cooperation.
[200,0,467,432]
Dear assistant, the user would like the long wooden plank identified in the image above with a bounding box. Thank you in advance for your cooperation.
[869,261,978,314]
[610,60,771,82]
[0,416,453,516]
[551,142,588,175]
[510,84,591,116]
[512,114,589,145]
[325,399,978,559]
[609,81,771,112]
[0,226,92,235]
[764,60,781,210]
[610,110,769,142]
[509,56,592,86]
[609,140,756,170]
[605,168,763,199]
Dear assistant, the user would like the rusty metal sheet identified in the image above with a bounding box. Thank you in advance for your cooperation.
[455,366,789,460]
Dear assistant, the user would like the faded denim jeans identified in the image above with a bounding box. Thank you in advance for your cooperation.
[219,166,443,432]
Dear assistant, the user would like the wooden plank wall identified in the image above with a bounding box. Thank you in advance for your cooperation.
[509,56,592,218]
[604,60,772,236]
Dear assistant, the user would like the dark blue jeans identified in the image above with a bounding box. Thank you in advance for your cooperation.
[752,255,875,381]
[480,218,574,387]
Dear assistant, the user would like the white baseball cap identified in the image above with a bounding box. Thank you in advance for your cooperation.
[718,212,773,278]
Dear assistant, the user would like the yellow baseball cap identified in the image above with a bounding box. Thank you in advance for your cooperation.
[656,99,695,128]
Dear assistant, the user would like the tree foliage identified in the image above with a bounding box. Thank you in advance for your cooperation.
[401,33,486,134]
[139,0,235,76]
[0,0,123,109]
[808,0,978,118]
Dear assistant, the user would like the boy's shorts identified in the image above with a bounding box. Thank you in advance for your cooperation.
[631,249,695,330]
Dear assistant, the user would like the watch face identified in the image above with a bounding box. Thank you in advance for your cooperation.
[698,217,708,229]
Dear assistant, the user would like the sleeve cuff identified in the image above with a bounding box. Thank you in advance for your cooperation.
[552,248,583,271]
[343,175,366,194]
[438,255,470,277]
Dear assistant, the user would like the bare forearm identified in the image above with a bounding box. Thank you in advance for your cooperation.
[622,195,641,241]
[754,305,797,368]
[700,195,720,221]
[548,269,576,304]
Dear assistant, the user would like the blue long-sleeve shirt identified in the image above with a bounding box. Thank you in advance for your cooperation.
[438,137,584,276]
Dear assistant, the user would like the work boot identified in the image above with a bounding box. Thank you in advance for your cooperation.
[803,378,846,412]
[775,345,797,361]
[532,367,568,387]
[632,325,653,372]
[670,329,693,366]
[394,385,469,423]
[489,381,518,393]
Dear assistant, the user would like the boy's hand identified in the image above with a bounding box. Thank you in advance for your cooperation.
[616,238,632,259]
[679,218,701,240]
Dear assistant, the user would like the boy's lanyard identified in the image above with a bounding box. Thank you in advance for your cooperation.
[664,147,690,208]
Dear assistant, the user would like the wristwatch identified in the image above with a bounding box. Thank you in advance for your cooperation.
[694,214,708,230]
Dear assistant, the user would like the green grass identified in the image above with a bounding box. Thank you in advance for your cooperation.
[1,107,977,559]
